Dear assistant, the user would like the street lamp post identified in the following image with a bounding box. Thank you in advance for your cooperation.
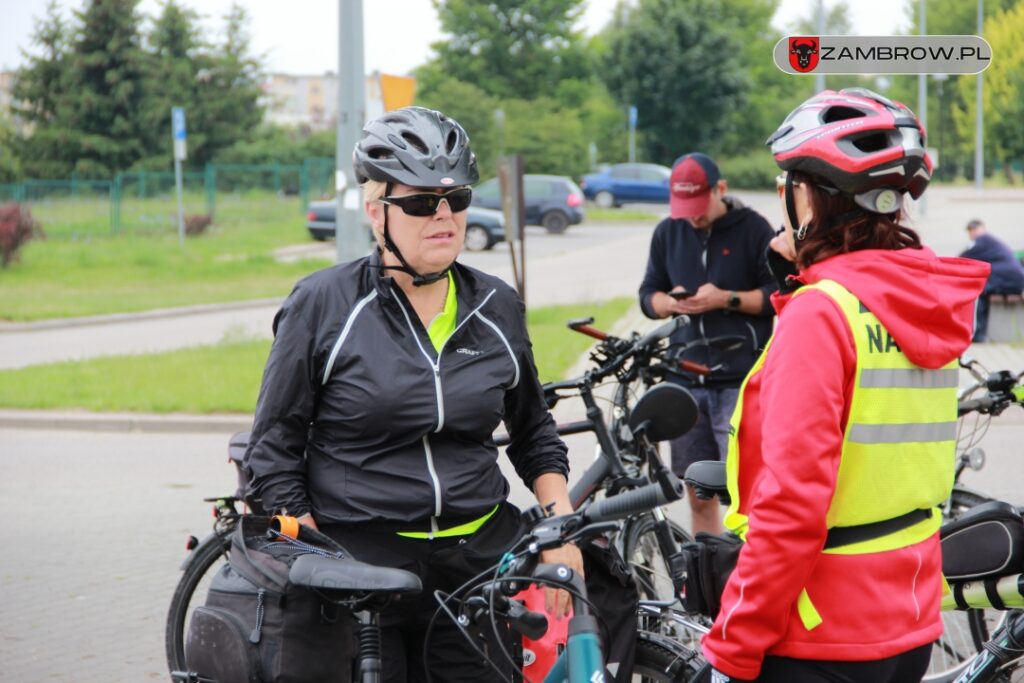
[336,0,368,264]
[975,0,985,191]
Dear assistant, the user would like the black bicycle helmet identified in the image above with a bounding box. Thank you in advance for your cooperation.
[354,106,479,188]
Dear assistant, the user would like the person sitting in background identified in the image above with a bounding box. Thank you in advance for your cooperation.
[960,218,1024,342]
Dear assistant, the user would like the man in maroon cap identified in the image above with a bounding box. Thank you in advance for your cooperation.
[638,152,777,535]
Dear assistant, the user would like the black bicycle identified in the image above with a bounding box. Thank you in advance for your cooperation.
[449,384,709,682]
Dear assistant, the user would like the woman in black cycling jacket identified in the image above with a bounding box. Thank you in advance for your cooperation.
[243,106,581,682]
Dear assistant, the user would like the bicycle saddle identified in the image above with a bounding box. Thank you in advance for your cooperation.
[228,431,251,463]
[684,460,729,504]
[288,554,422,595]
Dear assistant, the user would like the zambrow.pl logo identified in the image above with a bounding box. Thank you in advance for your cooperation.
[789,37,820,73]
[774,35,992,75]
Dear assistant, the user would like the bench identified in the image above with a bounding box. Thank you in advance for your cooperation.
[987,293,1024,342]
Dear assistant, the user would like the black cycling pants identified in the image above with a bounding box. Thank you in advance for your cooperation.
[754,642,933,683]
[321,502,524,683]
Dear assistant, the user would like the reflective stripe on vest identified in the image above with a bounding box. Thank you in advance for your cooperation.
[722,279,956,628]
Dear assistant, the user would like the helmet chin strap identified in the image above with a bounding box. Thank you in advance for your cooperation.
[376,182,452,287]
[782,174,864,245]
[784,172,805,246]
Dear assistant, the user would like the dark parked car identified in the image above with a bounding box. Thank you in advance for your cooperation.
[471,174,585,234]
[580,163,671,207]
[305,200,506,251]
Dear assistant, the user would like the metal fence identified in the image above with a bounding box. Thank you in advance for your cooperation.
[0,157,336,240]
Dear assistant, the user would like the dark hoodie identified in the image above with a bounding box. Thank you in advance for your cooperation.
[638,197,778,387]
[701,246,989,680]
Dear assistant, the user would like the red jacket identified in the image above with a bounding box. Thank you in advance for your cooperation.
[702,247,989,679]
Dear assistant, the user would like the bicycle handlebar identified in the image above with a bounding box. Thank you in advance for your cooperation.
[571,324,607,341]
[678,359,710,376]
[581,476,684,524]
[958,394,999,416]
[636,316,687,349]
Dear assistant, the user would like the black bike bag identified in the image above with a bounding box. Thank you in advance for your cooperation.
[941,500,1024,583]
[185,516,355,683]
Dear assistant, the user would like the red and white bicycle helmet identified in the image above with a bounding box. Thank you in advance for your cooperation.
[767,88,932,214]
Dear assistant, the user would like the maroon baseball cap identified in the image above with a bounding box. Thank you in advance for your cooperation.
[670,153,720,219]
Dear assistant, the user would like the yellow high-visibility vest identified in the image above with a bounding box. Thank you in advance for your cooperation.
[722,279,956,628]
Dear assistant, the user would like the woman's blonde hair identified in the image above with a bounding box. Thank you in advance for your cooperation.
[362,179,387,204]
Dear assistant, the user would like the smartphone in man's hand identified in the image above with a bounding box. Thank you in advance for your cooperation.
[669,290,695,300]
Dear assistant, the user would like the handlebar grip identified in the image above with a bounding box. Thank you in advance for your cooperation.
[637,316,686,348]
[582,479,683,524]
[506,598,549,641]
[678,359,710,376]
[958,395,995,415]
[571,324,607,341]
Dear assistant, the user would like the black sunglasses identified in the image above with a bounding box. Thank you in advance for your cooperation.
[381,187,473,216]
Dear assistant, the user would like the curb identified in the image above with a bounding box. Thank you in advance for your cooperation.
[0,410,252,434]
[0,298,283,333]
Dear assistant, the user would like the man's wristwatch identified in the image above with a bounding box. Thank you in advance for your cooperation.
[727,291,741,311]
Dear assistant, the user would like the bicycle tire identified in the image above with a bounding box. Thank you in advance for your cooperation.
[164,529,233,676]
[631,631,704,682]
[623,514,693,603]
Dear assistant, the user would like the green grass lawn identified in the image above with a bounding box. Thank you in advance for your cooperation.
[0,298,633,413]
[1,193,321,321]
[584,206,661,222]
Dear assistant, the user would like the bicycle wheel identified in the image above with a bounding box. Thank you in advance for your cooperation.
[624,514,711,650]
[623,514,693,603]
[164,529,233,676]
[630,631,704,682]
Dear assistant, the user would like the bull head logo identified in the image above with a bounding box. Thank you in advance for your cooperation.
[789,37,820,73]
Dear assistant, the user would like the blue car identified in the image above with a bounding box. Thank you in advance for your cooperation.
[580,163,671,208]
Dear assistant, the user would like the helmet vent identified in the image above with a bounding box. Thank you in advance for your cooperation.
[850,132,890,153]
[400,131,428,154]
[386,133,408,150]
[445,129,460,154]
[823,106,866,123]
[368,146,394,160]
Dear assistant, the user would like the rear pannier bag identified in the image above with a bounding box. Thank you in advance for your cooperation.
[942,500,1024,582]
[185,516,355,683]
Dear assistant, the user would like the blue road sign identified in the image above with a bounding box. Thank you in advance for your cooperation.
[628,105,638,127]
[172,107,186,140]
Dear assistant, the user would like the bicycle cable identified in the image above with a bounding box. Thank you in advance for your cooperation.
[421,536,531,683]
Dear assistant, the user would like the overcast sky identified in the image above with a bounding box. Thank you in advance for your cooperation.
[0,0,910,76]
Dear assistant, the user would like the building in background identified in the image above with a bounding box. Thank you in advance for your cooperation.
[260,71,415,130]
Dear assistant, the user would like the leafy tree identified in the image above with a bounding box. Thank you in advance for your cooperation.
[423,0,592,100]
[886,0,1018,179]
[952,1,1024,181]
[501,97,589,178]
[63,0,149,177]
[190,3,264,166]
[11,1,77,178]
[712,0,810,156]
[0,112,21,183]
[600,0,748,163]
[982,2,1024,173]
[135,0,205,169]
